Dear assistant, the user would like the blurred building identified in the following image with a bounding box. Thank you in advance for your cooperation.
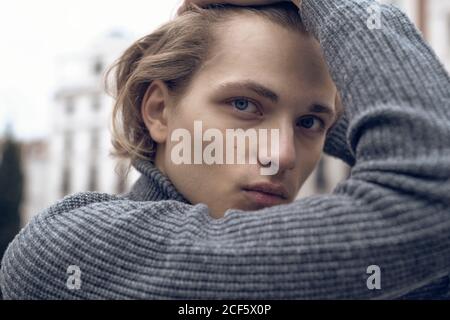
[49,30,141,201]
[20,30,140,224]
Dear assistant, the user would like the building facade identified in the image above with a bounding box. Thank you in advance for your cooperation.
[49,30,141,202]
[19,31,141,224]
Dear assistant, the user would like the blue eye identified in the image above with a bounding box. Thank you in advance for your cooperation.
[298,116,324,130]
[230,98,259,114]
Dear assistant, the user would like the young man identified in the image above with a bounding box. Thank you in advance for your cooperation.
[1,0,449,299]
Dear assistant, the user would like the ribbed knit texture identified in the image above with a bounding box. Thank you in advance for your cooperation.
[1,0,449,299]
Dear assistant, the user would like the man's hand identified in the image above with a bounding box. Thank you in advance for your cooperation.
[178,0,301,15]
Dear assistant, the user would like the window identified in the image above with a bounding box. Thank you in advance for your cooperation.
[66,97,75,115]
[91,128,99,151]
[88,129,100,191]
[61,132,73,196]
[61,166,71,196]
[88,165,98,191]
[64,132,72,155]
[92,95,101,112]
[115,162,127,194]
[93,58,103,75]
[314,157,327,193]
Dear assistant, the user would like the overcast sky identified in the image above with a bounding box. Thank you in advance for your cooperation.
[0,0,181,140]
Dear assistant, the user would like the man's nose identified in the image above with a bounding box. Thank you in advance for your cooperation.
[259,124,296,173]
[276,126,297,172]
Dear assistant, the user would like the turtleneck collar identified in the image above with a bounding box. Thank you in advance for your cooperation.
[124,158,190,203]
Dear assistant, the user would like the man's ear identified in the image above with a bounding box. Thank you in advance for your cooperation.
[141,80,172,144]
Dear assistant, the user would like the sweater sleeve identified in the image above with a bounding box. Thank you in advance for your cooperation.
[1,0,450,299]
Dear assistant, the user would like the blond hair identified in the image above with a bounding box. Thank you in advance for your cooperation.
[106,2,305,172]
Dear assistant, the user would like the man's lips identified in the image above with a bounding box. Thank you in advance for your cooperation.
[242,182,289,207]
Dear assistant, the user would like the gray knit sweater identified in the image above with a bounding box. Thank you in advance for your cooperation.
[1,0,450,299]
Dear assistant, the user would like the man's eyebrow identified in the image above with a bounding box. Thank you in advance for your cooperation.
[218,80,336,119]
[308,103,336,119]
[218,80,279,103]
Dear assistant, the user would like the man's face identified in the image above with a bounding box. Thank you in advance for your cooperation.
[156,14,337,218]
